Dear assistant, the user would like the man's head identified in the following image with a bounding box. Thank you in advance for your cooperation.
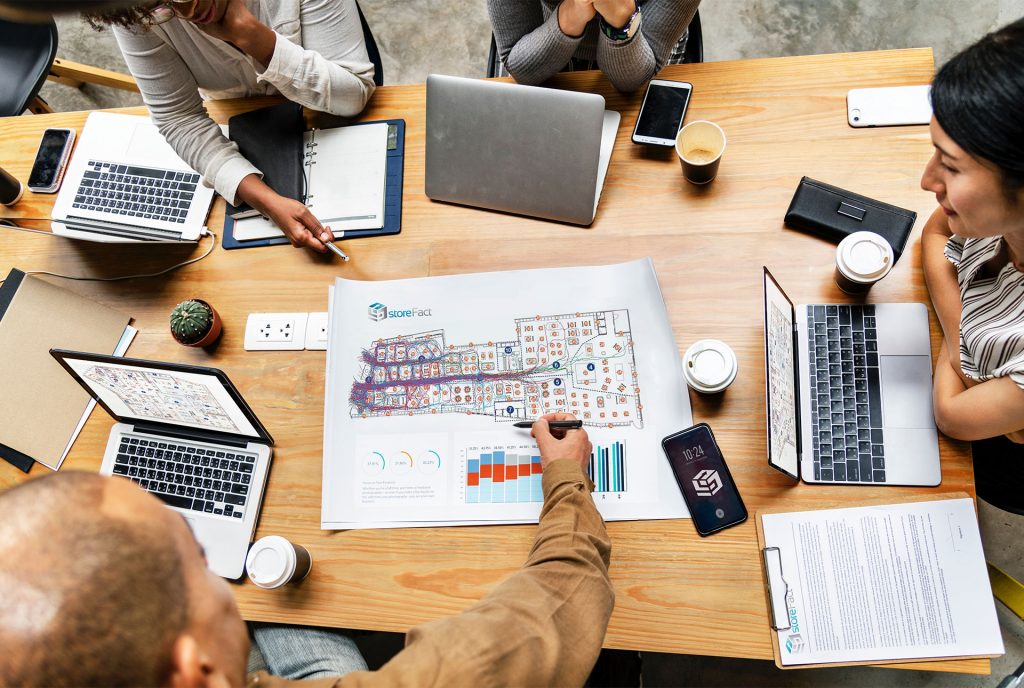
[0,472,249,687]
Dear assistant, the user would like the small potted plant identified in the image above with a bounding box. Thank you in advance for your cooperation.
[170,299,222,347]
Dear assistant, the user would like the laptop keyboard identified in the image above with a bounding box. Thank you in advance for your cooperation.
[806,304,886,483]
[71,160,199,224]
[113,435,255,519]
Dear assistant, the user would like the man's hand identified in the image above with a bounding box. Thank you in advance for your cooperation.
[592,0,636,29]
[532,413,592,471]
[558,0,597,37]
[236,174,334,253]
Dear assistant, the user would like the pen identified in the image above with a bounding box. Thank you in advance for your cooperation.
[325,241,350,262]
[513,420,583,429]
[230,208,264,220]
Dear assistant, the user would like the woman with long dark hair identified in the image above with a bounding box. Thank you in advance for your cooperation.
[920,18,1024,513]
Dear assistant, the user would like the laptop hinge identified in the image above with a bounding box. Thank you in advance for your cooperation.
[792,318,803,465]
[128,422,251,449]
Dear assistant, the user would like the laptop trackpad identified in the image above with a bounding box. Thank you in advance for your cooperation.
[880,355,935,429]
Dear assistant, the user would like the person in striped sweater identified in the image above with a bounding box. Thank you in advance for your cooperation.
[920,18,1024,514]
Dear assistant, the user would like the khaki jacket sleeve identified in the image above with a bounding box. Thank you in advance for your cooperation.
[250,459,614,688]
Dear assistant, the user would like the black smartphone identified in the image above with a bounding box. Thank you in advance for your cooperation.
[27,127,75,194]
[631,79,693,146]
[662,423,747,536]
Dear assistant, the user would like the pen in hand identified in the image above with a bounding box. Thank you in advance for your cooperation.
[320,229,349,262]
[513,420,583,429]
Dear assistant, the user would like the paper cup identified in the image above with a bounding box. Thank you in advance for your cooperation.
[834,232,894,294]
[675,121,726,184]
[682,339,738,394]
[246,536,312,589]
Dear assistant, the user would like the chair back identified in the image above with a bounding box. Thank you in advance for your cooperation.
[0,17,57,116]
[356,1,383,86]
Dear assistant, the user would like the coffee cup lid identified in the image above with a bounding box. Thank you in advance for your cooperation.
[682,339,738,393]
[838,232,893,281]
[246,535,296,589]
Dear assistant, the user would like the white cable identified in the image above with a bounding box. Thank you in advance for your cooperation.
[0,230,217,286]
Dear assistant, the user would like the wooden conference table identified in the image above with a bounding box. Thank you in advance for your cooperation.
[0,48,988,674]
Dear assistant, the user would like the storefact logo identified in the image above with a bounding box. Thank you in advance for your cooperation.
[367,302,433,322]
[785,633,805,654]
[691,469,723,496]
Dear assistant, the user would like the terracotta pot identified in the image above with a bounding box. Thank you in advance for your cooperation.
[172,299,223,347]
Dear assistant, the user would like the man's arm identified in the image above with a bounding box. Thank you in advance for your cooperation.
[489,0,589,85]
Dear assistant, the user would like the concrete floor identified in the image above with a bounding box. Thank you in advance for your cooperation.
[35,1,1024,685]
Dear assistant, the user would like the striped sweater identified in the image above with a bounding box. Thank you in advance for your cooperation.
[945,234,1024,389]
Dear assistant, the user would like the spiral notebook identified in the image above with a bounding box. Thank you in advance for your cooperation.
[231,121,389,241]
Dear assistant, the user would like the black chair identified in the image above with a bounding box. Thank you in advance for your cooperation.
[356,1,383,86]
[487,9,703,79]
[0,17,58,116]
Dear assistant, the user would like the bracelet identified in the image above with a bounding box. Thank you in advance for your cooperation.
[600,4,641,41]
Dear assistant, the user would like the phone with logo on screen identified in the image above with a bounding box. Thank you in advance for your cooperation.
[632,79,693,146]
[662,423,747,536]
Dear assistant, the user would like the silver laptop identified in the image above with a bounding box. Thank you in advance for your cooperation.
[762,268,940,486]
[51,112,214,243]
[425,74,620,225]
[51,350,274,579]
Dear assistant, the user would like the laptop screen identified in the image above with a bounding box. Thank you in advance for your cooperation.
[52,351,269,442]
[762,269,800,479]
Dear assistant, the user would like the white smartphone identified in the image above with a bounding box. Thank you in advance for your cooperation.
[632,79,693,146]
[27,127,76,193]
[847,85,932,128]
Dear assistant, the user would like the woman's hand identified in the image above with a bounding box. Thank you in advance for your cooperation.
[558,0,597,37]
[592,0,636,29]
[236,174,334,253]
[197,0,277,66]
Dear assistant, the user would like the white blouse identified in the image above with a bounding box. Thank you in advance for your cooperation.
[945,234,1024,390]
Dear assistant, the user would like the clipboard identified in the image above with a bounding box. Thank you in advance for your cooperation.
[755,492,994,673]
[222,118,405,250]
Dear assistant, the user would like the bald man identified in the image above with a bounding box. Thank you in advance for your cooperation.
[0,414,614,687]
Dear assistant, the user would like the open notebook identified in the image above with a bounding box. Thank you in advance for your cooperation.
[233,122,388,241]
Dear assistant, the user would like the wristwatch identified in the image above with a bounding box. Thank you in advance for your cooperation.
[600,3,642,41]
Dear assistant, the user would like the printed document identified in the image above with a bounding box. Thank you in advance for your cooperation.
[322,259,692,529]
[763,498,1003,666]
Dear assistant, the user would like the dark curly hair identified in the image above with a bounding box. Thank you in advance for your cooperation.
[83,4,157,30]
[931,18,1024,201]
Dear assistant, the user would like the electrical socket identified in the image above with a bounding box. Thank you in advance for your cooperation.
[244,312,309,351]
[305,312,329,351]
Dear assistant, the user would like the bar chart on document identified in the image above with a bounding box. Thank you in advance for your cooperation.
[463,440,627,504]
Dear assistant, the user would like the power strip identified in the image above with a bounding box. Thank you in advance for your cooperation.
[243,312,328,351]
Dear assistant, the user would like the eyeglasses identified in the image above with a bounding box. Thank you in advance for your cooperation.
[141,0,195,27]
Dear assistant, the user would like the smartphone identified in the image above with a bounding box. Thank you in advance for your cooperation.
[632,79,693,146]
[27,128,76,193]
[847,85,931,128]
[662,423,747,536]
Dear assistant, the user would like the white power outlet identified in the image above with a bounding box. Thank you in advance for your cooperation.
[244,313,309,351]
[305,312,329,351]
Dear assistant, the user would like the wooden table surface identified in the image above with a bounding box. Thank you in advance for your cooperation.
[0,48,989,674]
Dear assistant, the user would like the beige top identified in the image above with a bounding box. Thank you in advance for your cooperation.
[113,0,375,205]
[246,459,614,687]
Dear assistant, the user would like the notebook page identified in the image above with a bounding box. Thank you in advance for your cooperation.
[305,122,388,231]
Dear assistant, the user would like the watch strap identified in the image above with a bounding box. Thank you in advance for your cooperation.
[600,5,641,41]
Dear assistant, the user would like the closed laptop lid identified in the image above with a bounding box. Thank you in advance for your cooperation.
[425,74,606,225]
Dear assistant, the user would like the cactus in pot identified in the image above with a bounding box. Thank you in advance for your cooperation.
[170,299,222,347]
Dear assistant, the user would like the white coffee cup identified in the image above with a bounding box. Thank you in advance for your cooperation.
[834,231,894,294]
[682,339,738,394]
[245,536,312,589]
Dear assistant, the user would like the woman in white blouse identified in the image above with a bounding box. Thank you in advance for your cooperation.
[920,18,1024,513]
[86,0,376,253]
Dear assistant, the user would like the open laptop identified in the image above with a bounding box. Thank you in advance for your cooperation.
[424,74,621,225]
[51,112,215,243]
[762,267,941,486]
[51,349,274,579]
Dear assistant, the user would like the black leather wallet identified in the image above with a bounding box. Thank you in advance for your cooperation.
[227,102,304,216]
[783,177,917,262]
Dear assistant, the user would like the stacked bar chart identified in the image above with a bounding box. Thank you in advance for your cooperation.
[466,450,543,503]
[465,440,627,503]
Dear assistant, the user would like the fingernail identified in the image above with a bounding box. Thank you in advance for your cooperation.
[320,232,329,241]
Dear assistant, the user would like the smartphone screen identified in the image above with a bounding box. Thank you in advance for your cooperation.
[28,129,72,190]
[663,424,747,536]
[633,81,692,144]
